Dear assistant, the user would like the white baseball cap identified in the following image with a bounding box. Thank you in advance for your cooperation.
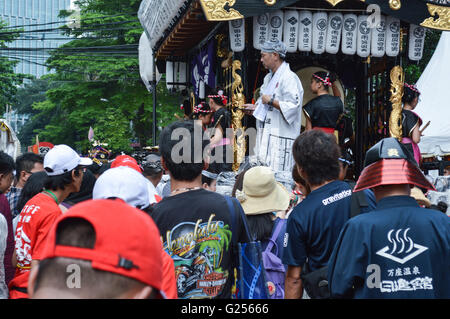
[44,144,93,176]
[92,166,158,209]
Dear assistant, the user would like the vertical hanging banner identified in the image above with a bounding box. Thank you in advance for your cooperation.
[386,16,400,57]
[178,62,187,90]
[326,12,343,54]
[408,24,426,61]
[283,10,299,53]
[357,15,371,58]
[268,10,284,42]
[229,18,245,52]
[298,10,313,52]
[312,12,328,54]
[341,13,357,55]
[253,13,269,50]
[371,15,386,58]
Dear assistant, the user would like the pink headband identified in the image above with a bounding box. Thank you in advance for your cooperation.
[208,90,228,105]
[405,83,421,95]
[193,103,214,114]
[313,74,332,87]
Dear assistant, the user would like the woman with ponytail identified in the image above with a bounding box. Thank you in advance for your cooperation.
[208,88,233,172]
[190,102,214,131]
[303,71,344,137]
[401,83,423,165]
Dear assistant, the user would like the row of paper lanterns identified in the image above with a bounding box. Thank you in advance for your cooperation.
[229,10,426,61]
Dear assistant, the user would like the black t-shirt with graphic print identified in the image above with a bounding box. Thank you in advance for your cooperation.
[151,188,249,299]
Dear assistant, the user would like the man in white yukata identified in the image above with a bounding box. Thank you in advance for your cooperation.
[244,39,304,172]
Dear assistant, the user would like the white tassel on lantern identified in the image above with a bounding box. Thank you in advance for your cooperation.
[326,12,343,54]
[408,24,426,61]
[253,13,270,50]
[357,15,372,58]
[371,15,386,58]
[283,10,299,53]
[341,14,357,55]
[386,16,401,57]
[178,62,187,90]
[229,18,245,52]
[298,10,313,52]
[166,60,174,91]
[312,12,328,54]
[268,10,284,42]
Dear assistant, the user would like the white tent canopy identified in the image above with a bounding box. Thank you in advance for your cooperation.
[415,31,450,155]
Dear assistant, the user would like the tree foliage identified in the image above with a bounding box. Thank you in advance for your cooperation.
[0,20,28,113]
[24,0,182,153]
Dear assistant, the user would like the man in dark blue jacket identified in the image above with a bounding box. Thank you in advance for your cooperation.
[328,137,450,298]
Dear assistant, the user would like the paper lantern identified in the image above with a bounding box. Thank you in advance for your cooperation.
[178,62,187,90]
[357,15,372,58]
[166,60,174,91]
[386,16,401,57]
[253,13,270,50]
[229,18,245,52]
[268,10,284,42]
[298,10,313,52]
[326,12,343,54]
[283,10,299,53]
[341,14,357,55]
[371,15,386,58]
[139,32,161,93]
[312,12,328,54]
[409,24,426,61]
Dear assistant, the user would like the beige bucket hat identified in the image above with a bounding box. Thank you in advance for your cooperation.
[237,166,290,215]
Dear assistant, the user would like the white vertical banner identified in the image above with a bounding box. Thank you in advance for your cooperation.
[326,12,343,54]
[199,80,205,99]
[409,24,426,61]
[341,14,357,55]
[312,12,328,54]
[166,60,174,90]
[283,10,299,53]
[178,62,187,90]
[253,13,270,50]
[386,16,401,57]
[229,18,245,52]
[268,10,284,42]
[357,15,372,58]
[298,10,313,52]
[371,15,386,57]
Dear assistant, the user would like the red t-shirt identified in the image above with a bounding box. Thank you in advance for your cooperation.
[9,193,62,299]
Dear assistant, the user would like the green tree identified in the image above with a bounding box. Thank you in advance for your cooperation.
[30,0,183,153]
[0,19,28,113]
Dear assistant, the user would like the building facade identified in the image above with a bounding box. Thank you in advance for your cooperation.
[0,0,72,78]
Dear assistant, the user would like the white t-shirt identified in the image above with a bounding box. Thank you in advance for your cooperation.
[0,214,8,299]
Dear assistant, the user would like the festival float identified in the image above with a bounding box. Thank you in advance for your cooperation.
[137,0,450,182]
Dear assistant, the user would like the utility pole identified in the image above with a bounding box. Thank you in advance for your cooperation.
[152,56,157,147]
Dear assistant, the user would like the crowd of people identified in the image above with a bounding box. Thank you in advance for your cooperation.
[0,124,448,299]
[0,39,448,300]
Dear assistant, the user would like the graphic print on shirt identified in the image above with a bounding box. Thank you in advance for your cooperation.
[376,228,428,264]
[14,204,41,270]
[162,214,232,299]
[371,228,433,294]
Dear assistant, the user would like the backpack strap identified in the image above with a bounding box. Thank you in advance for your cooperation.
[265,218,286,254]
[347,181,368,218]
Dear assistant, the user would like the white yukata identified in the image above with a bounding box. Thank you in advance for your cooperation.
[254,62,304,172]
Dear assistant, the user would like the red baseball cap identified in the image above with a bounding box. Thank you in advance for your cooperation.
[111,155,142,173]
[41,199,165,297]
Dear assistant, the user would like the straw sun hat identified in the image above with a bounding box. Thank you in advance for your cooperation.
[236,166,290,215]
